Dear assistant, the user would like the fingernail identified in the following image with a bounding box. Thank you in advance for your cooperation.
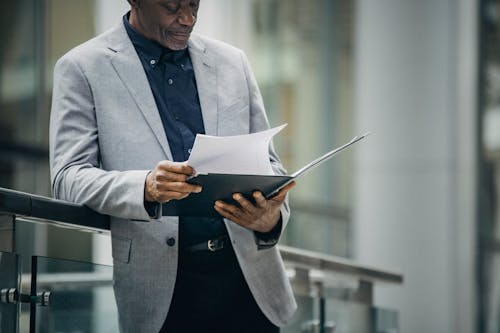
[233,194,241,200]
[196,187,202,193]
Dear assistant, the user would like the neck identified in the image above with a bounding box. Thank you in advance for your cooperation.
[128,10,152,41]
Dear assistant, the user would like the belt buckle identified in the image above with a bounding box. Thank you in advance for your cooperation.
[207,238,223,252]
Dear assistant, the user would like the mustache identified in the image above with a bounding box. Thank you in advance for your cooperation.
[167,28,193,35]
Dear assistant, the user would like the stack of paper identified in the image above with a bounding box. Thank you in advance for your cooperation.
[187,124,286,176]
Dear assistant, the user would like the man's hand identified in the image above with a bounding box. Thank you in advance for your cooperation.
[214,181,296,233]
[145,161,202,203]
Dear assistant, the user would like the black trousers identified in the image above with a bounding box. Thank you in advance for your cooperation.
[159,243,279,333]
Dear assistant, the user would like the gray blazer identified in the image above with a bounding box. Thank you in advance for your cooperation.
[49,22,296,333]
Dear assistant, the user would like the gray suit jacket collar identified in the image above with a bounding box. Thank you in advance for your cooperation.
[105,22,218,161]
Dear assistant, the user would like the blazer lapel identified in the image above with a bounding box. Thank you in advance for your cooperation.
[107,24,174,160]
[188,36,218,136]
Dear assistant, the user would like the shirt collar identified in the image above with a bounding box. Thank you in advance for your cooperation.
[123,12,188,67]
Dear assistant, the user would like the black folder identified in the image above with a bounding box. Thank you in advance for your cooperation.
[162,133,368,217]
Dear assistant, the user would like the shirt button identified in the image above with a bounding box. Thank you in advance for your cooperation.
[166,237,176,247]
[188,148,192,154]
[168,78,174,85]
[150,59,156,66]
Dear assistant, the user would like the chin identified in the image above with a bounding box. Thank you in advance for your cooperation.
[168,44,188,50]
[160,36,188,50]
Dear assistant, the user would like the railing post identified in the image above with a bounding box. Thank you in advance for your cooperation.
[352,280,373,305]
[0,214,15,253]
[317,281,326,333]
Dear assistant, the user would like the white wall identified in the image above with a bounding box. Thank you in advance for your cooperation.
[94,0,129,34]
[353,0,477,332]
[194,0,252,51]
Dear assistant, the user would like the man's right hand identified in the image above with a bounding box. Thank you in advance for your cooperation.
[144,161,202,203]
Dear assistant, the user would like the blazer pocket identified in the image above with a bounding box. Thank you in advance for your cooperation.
[112,236,132,264]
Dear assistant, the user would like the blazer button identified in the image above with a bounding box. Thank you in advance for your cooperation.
[166,237,176,247]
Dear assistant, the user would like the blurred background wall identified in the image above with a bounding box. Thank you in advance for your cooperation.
[1,0,499,332]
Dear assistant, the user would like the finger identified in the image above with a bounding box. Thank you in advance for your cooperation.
[157,191,190,202]
[156,181,202,194]
[181,161,197,175]
[157,160,194,175]
[215,200,247,220]
[271,181,296,202]
[155,171,189,182]
[214,204,236,220]
[252,191,267,209]
[232,193,257,214]
[214,203,237,219]
[214,204,247,226]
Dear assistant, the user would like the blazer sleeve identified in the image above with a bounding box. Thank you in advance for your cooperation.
[49,55,153,221]
[239,50,291,248]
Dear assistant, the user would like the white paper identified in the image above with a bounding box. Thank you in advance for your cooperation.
[187,124,286,175]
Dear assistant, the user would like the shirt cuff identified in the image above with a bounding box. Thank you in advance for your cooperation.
[144,201,161,219]
[253,216,283,250]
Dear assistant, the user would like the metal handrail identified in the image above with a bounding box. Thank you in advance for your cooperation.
[280,245,403,285]
[0,187,109,230]
[0,187,403,285]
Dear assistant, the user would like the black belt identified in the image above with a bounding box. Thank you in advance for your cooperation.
[184,235,230,253]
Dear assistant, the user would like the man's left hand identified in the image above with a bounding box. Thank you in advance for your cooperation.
[214,181,296,233]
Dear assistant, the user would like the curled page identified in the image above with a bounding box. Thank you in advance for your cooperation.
[187,124,287,175]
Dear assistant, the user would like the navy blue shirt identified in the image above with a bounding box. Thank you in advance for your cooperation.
[124,14,226,247]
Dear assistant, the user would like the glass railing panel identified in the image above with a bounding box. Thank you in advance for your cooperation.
[326,299,370,333]
[282,295,317,333]
[372,307,399,333]
[0,251,21,333]
[31,256,118,333]
[325,298,399,333]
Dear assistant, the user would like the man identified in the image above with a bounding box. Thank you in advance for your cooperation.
[49,0,296,332]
